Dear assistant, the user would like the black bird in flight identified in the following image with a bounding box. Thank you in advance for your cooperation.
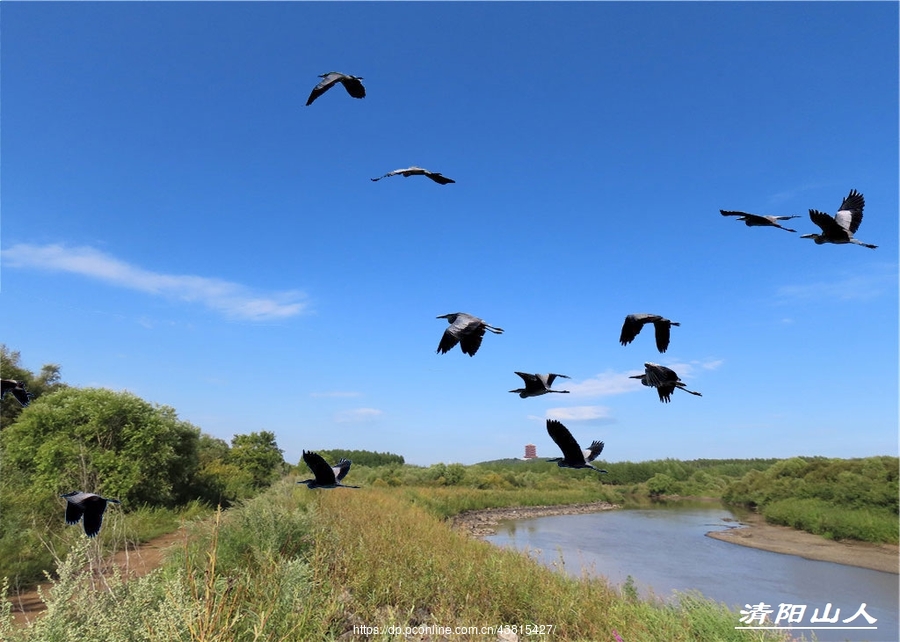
[630,362,702,403]
[801,189,876,249]
[305,72,366,106]
[61,491,121,538]
[545,419,607,473]
[509,372,570,398]
[297,451,360,489]
[619,314,680,354]
[720,210,801,233]
[435,312,503,357]
[1,379,34,407]
[371,166,455,185]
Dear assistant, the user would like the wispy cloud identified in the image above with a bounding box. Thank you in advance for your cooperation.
[3,243,308,320]
[652,358,723,379]
[310,391,361,398]
[334,408,383,423]
[543,405,615,422]
[565,369,645,397]
[777,266,897,302]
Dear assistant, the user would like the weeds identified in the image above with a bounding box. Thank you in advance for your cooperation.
[0,480,803,641]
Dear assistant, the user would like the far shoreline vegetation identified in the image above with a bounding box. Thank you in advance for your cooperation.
[2,346,896,640]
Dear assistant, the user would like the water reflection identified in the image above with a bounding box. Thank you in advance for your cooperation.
[486,504,898,642]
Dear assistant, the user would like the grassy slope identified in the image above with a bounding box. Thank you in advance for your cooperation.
[2,481,794,642]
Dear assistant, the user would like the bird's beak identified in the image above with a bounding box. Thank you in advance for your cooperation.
[799,234,814,239]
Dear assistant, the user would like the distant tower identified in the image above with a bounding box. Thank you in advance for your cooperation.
[524,444,537,459]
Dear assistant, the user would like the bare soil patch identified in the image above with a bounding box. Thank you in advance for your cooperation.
[706,512,899,574]
[7,528,187,628]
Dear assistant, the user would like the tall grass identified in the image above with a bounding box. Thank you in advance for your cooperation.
[0,498,211,591]
[3,481,796,641]
[763,498,899,543]
[401,485,619,519]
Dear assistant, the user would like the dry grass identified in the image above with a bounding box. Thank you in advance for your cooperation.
[2,481,796,641]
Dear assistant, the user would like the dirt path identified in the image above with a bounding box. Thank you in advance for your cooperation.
[7,528,187,628]
[706,512,899,574]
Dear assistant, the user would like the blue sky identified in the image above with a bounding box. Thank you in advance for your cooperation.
[2,2,897,467]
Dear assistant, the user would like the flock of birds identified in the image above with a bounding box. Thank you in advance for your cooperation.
[294,72,879,491]
[0,69,880,533]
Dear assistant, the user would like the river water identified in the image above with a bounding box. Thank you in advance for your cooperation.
[485,503,898,642]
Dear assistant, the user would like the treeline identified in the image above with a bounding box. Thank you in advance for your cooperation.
[313,448,404,468]
[345,456,779,496]
[723,456,899,543]
[0,347,288,585]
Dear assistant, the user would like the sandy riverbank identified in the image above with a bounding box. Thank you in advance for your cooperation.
[706,511,899,574]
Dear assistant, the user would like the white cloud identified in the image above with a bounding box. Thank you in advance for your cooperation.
[334,408,383,423]
[544,405,615,422]
[651,358,723,379]
[565,369,645,397]
[3,243,308,320]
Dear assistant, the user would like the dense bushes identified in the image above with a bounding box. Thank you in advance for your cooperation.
[723,456,899,543]
[0,349,289,587]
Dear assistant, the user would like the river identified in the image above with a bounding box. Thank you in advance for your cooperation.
[485,503,898,642]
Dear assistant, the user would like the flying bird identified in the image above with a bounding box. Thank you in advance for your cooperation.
[720,210,801,233]
[305,72,366,106]
[371,167,455,185]
[509,372,570,398]
[298,450,360,489]
[61,491,120,538]
[545,419,607,473]
[1,379,33,407]
[436,312,504,357]
[630,362,702,403]
[801,189,876,249]
[619,314,680,353]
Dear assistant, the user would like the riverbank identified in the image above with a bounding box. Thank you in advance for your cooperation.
[706,511,899,574]
[450,500,620,537]
[452,500,899,575]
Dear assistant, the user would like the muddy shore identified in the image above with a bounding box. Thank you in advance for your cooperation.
[706,511,899,574]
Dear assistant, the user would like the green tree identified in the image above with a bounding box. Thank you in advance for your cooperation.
[646,473,677,497]
[1,345,67,426]
[1,387,200,506]
[229,431,284,489]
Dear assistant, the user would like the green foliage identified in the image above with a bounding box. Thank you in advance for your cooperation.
[1,387,201,507]
[227,430,285,490]
[723,456,899,543]
[0,349,289,591]
[313,448,404,468]
[762,498,899,543]
[646,473,677,497]
[0,345,67,427]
